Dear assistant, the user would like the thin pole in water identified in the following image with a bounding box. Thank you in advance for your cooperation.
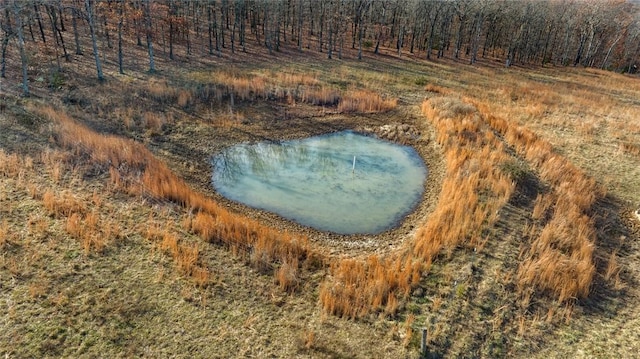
[352,156,356,173]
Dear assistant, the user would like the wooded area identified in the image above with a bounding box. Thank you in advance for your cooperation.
[1,0,639,95]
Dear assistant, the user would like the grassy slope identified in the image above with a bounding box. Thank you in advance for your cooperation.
[1,36,639,358]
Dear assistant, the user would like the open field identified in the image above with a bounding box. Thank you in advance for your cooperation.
[2,12,640,358]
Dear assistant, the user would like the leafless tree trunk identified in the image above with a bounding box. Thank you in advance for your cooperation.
[297,0,303,51]
[33,2,46,43]
[47,4,68,63]
[85,0,103,81]
[118,0,124,74]
[13,1,29,95]
[168,0,175,59]
[143,0,155,72]
[71,4,82,55]
[1,6,13,79]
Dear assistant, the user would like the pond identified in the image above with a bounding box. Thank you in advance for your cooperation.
[211,131,428,234]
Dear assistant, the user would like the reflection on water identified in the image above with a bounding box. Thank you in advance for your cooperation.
[211,131,428,234]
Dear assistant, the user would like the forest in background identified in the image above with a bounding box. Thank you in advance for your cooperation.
[2,0,640,96]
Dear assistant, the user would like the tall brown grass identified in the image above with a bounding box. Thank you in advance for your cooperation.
[146,221,211,287]
[424,84,451,95]
[142,112,166,134]
[186,70,396,113]
[0,219,9,248]
[272,71,319,87]
[0,149,22,177]
[301,87,340,106]
[43,190,86,218]
[414,97,514,254]
[338,90,398,113]
[146,79,178,103]
[62,202,117,255]
[403,314,415,347]
[320,96,514,318]
[39,106,319,288]
[319,256,421,319]
[473,99,598,303]
[620,142,640,157]
[276,258,300,292]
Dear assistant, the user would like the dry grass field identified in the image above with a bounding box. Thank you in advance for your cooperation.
[1,30,639,358]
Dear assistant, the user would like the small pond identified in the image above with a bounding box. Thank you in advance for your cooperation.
[211,131,428,234]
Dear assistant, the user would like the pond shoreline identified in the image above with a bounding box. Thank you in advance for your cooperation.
[153,104,444,258]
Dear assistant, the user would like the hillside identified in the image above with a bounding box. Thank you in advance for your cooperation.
[2,1,640,358]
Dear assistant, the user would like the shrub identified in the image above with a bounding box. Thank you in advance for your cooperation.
[302,87,340,106]
[499,160,529,184]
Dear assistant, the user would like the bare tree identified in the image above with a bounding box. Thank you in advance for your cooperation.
[33,1,46,43]
[424,2,442,60]
[143,0,155,72]
[85,0,103,81]
[12,1,29,95]
[117,0,124,74]
[70,1,82,55]
[1,4,13,79]
[297,0,303,51]
[46,2,68,65]
[469,1,487,64]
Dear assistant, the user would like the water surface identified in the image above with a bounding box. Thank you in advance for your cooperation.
[211,131,427,234]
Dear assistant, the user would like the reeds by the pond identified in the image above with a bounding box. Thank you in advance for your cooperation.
[319,96,515,318]
[337,90,398,113]
[40,106,318,291]
[152,70,395,114]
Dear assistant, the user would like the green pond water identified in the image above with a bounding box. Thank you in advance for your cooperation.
[211,131,428,234]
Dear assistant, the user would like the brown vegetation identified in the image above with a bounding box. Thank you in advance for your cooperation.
[319,96,514,319]
[38,105,319,288]
[473,100,599,303]
[185,70,395,113]
[1,9,637,354]
[0,219,9,248]
[338,90,398,113]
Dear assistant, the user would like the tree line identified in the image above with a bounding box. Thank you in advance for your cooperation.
[2,0,639,95]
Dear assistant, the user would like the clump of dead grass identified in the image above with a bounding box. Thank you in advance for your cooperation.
[320,256,421,319]
[338,90,397,113]
[619,142,640,157]
[146,79,178,104]
[42,190,86,218]
[142,111,167,134]
[0,219,9,248]
[276,258,300,292]
[0,149,23,177]
[301,87,340,106]
[424,84,451,95]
